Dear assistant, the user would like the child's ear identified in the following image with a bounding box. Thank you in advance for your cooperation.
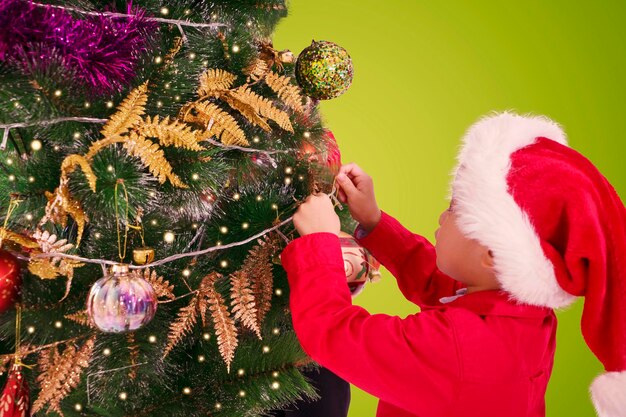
[480,249,495,269]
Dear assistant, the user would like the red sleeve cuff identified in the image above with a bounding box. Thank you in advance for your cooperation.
[280,232,345,274]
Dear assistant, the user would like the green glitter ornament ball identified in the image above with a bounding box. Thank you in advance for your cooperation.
[295,40,353,100]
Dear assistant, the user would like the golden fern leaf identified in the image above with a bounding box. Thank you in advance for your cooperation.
[228,86,294,132]
[197,274,217,328]
[205,274,238,373]
[197,69,237,98]
[140,115,205,151]
[43,182,88,247]
[33,335,95,416]
[127,333,139,380]
[244,235,279,326]
[184,101,249,146]
[244,58,269,81]
[60,154,97,192]
[123,132,188,188]
[64,310,94,328]
[0,228,39,249]
[162,293,199,359]
[230,270,261,339]
[265,71,307,114]
[100,82,148,138]
[221,94,271,132]
[141,268,175,301]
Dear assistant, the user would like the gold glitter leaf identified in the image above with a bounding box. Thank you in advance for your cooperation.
[244,234,279,327]
[197,69,237,98]
[43,182,88,247]
[228,86,294,132]
[205,273,238,373]
[64,310,94,328]
[0,228,39,249]
[183,101,249,146]
[142,268,175,301]
[244,58,270,81]
[123,132,187,188]
[100,82,148,138]
[60,154,97,192]
[32,335,95,416]
[230,270,261,339]
[140,115,205,151]
[221,94,271,132]
[265,71,307,114]
[163,293,199,359]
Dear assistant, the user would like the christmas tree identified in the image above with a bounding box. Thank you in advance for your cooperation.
[0,0,365,416]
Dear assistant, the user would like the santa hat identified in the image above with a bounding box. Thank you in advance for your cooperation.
[449,111,626,417]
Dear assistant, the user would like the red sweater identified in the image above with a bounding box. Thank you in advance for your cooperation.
[280,210,557,417]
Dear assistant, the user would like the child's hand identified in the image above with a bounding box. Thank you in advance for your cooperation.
[336,163,381,232]
[293,193,341,236]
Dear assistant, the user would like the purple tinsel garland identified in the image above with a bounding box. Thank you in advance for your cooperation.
[0,0,158,96]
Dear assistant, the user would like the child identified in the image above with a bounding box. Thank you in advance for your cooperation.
[280,112,626,417]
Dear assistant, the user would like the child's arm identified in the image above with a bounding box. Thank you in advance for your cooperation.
[280,232,460,417]
[353,210,463,307]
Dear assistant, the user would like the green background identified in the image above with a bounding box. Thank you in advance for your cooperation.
[274,1,626,416]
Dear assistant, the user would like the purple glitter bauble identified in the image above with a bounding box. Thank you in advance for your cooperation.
[87,264,157,333]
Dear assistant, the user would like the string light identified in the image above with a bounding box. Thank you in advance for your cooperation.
[106,101,114,108]
[27,326,35,334]
[54,320,62,328]
[182,269,191,277]
[174,95,181,101]
[13,102,20,108]
[285,167,293,174]
[246,21,253,27]
[163,231,175,243]
[54,145,60,151]
[25,214,33,221]
[256,195,263,201]
[107,165,114,172]
[103,348,111,356]
[157,101,163,108]
[183,387,192,395]
[271,203,278,210]
[54,89,62,97]
[237,369,245,376]
[155,56,163,64]
[239,390,246,397]
[262,345,270,353]
[189,52,196,59]
[272,328,280,335]
[160,7,169,15]
[284,177,292,185]
[220,226,228,234]
[233,193,241,200]
[5,158,12,165]
[242,222,249,230]
[119,392,128,400]
[298,175,304,181]
[164,82,170,89]
[271,381,280,390]
[8,175,15,182]
[275,288,283,296]
[185,9,191,15]
[232,45,240,53]
[73,132,81,139]
[220,260,228,268]
[148,335,157,343]
[74,403,82,411]
[216,241,222,246]
[84,102,91,108]
[272,371,279,378]
[28,176,35,183]
[31,139,42,151]
[150,219,158,226]
[94,232,102,239]
[192,223,198,229]
[252,136,260,143]
[192,173,199,181]
[215,403,222,410]
[303,131,311,139]
[203,333,211,341]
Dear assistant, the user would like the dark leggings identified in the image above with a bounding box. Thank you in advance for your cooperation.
[270,367,350,417]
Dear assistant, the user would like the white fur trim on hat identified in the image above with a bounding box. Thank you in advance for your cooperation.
[590,371,626,417]
[449,111,577,309]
